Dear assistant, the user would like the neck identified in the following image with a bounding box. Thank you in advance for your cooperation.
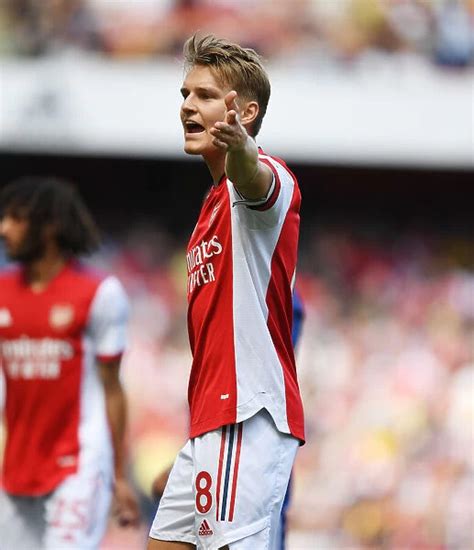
[24,248,68,292]
[204,151,226,186]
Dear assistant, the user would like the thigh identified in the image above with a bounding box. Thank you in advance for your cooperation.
[194,409,299,550]
[44,461,113,549]
[0,491,47,550]
[149,441,196,546]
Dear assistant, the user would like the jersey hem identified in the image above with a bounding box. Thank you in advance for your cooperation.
[190,399,305,443]
[3,467,74,497]
[190,409,237,439]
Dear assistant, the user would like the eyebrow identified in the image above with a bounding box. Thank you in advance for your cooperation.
[180,85,220,95]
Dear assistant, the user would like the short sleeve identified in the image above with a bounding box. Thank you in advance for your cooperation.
[231,174,276,208]
[87,276,130,362]
[228,155,297,230]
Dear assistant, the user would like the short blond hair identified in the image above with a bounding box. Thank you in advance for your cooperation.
[183,34,271,136]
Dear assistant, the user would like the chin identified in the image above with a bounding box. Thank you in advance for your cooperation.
[183,143,202,155]
[184,138,216,158]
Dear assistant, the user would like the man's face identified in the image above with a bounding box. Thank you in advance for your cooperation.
[180,65,231,159]
[0,212,44,262]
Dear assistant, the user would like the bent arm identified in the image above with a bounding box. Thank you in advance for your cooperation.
[211,91,273,200]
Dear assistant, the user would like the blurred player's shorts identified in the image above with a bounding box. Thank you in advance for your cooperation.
[0,458,113,550]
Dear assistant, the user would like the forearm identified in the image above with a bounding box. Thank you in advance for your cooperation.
[97,357,138,525]
[104,380,128,479]
[225,136,258,188]
[225,137,271,199]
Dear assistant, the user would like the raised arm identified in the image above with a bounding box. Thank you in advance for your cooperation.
[210,91,273,200]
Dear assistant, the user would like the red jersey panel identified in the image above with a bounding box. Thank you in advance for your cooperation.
[186,150,305,442]
[0,261,128,496]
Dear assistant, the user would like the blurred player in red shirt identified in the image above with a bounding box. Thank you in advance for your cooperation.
[148,34,304,550]
[0,178,139,549]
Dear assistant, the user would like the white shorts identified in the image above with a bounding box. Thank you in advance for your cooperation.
[149,409,299,550]
[0,459,113,550]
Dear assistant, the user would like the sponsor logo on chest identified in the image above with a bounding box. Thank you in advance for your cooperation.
[186,235,223,295]
[0,337,74,379]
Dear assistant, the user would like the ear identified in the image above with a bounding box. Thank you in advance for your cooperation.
[240,100,259,135]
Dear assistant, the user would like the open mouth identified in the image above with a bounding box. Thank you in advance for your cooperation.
[184,121,205,134]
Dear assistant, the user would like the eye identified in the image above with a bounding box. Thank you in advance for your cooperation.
[198,89,216,100]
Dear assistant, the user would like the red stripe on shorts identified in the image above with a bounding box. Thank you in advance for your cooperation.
[215,426,227,521]
[228,423,243,522]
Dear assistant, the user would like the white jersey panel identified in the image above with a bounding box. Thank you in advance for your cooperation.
[78,276,129,469]
[87,275,130,359]
[228,157,296,432]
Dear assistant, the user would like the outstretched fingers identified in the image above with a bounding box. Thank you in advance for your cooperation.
[210,120,233,149]
[210,90,247,150]
[211,135,229,149]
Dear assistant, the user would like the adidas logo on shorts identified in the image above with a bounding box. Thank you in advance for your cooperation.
[198,519,213,537]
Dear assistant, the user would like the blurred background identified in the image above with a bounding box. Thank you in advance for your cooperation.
[0,0,473,548]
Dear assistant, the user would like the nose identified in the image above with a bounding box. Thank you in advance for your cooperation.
[181,93,196,115]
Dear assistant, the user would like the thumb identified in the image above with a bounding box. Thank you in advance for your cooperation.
[224,90,239,114]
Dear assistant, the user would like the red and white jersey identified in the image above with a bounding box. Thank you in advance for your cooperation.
[186,149,305,442]
[0,260,129,496]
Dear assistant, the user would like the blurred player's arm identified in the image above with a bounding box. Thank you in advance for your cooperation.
[98,359,140,527]
[210,91,272,200]
[151,465,172,503]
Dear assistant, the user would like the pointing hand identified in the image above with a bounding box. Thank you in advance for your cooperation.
[210,91,248,152]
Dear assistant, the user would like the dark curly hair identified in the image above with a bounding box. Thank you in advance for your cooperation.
[0,177,100,257]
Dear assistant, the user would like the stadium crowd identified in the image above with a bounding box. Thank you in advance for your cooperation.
[292,228,473,548]
[0,0,473,69]
[15,222,466,548]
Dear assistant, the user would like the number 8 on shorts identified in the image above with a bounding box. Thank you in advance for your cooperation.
[195,471,213,514]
